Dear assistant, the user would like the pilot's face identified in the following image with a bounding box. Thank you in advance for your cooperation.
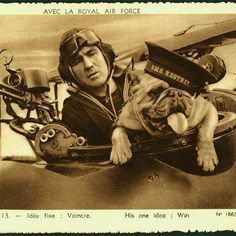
[70,46,109,88]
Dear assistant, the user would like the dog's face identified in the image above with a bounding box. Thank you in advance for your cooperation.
[123,72,195,136]
[146,87,193,120]
[138,87,193,135]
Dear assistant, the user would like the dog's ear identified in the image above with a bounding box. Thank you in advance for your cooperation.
[167,112,188,134]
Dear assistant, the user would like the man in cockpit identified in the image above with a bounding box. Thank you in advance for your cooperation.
[58,28,159,146]
[58,28,129,146]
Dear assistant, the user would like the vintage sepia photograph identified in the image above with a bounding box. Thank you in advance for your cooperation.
[0,11,236,216]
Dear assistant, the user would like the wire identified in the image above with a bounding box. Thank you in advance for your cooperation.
[174,17,236,36]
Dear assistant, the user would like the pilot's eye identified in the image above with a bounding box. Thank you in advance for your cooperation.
[87,49,98,57]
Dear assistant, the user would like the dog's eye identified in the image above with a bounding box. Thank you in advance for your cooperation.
[168,90,175,97]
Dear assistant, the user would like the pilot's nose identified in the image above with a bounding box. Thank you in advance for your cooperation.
[84,56,93,70]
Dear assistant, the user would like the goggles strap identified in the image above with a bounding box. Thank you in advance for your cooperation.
[107,67,117,119]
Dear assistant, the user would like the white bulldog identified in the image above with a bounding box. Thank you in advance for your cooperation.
[110,71,219,172]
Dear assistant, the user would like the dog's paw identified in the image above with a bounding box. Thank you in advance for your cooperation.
[110,127,132,165]
[196,141,219,172]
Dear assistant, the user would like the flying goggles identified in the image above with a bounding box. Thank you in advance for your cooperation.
[59,29,101,62]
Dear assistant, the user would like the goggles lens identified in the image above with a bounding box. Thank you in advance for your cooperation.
[60,29,100,59]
